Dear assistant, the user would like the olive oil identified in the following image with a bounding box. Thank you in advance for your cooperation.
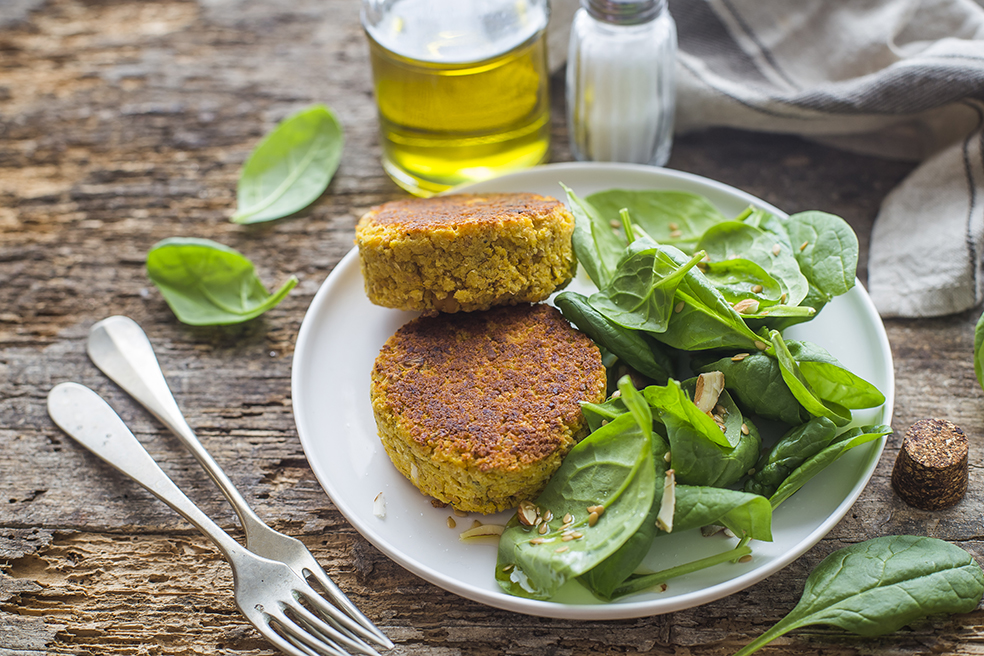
[364,1,551,196]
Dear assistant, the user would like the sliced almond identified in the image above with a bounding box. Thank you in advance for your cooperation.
[732,298,760,315]
[693,371,726,413]
[459,524,505,541]
[517,500,538,526]
[656,469,676,533]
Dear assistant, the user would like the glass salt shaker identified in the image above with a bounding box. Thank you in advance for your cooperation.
[567,0,677,166]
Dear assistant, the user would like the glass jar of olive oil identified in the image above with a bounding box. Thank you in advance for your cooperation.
[362,0,552,196]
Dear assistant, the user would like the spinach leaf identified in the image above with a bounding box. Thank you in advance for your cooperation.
[693,337,883,428]
[751,282,829,332]
[657,247,770,352]
[770,330,852,426]
[585,189,729,252]
[231,104,343,224]
[741,207,856,332]
[578,481,664,601]
[700,258,783,307]
[769,424,892,508]
[744,417,838,498]
[583,484,772,601]
[563,183,625,288]
[640,379,759,486]
[580,395,629,433]
[691,351,811,426]
[790,340,885,410]
[784,210,858,300]
[495,382,656,600]
[732,536,984,656]
[664,408,760,488]
[643,379,738,448]
[974,308,984,391]
[579,399,670,601]
[697,221,809,307]
[611,543,754,601]
[588,243,704,333]
[146,237,298,326]
[672,485,773,541]
[556,291,674,384]
[741,207,794,254]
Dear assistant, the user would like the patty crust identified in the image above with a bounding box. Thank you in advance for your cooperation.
[355,192,576,314]
[369,303,607,514]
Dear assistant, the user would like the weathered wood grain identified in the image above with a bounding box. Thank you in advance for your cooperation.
[3,0,984,655]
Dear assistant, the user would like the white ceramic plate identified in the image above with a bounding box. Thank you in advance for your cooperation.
[291,162,895,620]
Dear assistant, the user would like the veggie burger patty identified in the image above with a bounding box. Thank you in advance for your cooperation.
[355,192,577,313]
[370,303,607,514]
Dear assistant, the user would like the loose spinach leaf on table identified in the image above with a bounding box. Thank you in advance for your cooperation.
[732,536,984,656]
[146,237,297,325]
[231,104,344,224]
[769,424,892,508]
[496,380,656,600]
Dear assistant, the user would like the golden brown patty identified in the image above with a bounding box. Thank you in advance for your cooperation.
[370,303,607,514]
[355,192,576,313]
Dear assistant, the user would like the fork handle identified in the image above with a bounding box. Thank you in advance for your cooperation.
[86,316,267,536]
[47,382,249,563]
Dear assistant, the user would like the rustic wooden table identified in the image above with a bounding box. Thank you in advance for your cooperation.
[3,1,983,654]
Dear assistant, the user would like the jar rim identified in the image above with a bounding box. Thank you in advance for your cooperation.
[582,0,666,25]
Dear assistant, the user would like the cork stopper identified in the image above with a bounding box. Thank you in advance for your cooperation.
[890,418,968,510]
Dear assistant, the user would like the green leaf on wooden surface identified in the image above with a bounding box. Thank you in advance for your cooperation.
[231,104,343,224]
[733,536,984,656]
[146,237,297,325]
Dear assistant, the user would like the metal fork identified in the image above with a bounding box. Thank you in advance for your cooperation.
[47,382,382,656]
[84,316,391,652]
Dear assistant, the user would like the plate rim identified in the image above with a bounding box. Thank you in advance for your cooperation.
[291,162,896,619]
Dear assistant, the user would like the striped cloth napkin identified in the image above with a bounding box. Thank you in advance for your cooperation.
[670,0,984,317]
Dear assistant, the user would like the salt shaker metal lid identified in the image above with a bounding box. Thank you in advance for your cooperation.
[583,0,666,25]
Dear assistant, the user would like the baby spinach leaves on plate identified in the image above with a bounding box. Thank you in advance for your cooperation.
[495,184,888,606]
[732,536,984,655]
[497,376,774,603]
[231,104,344,224]
[146,237,297,325]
